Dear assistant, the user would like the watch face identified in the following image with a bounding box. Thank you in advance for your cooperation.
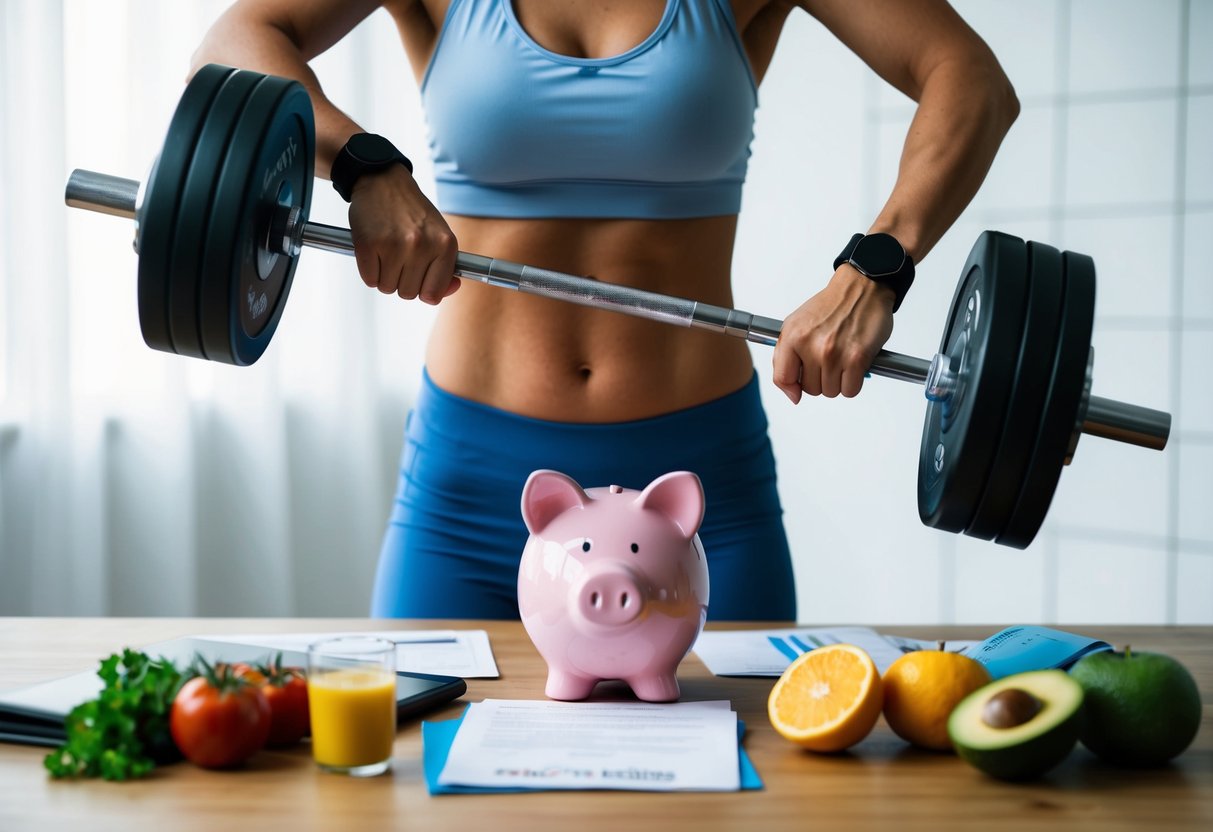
[347,133,398,165]
[852,233,906,277]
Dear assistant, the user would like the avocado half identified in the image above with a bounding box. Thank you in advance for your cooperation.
[948,669,1084,781]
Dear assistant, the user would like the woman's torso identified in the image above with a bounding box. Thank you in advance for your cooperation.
[387,0,792,422]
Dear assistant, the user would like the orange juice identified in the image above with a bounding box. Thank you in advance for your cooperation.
[308,668,397,769]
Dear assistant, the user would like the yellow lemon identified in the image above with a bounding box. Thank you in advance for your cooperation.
[768,643,883,752]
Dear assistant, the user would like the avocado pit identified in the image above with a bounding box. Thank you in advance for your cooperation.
[981,687,1044,729]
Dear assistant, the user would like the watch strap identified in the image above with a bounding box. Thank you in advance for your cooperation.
[834,232,915,313]
[331,133,413,203]
[833,233,865,272]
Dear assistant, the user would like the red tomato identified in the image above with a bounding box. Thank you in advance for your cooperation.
[260,668,310,747]
[225,663,265,684]
[171,675,271,769]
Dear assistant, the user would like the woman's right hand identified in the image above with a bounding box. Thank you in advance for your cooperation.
[346,165,460,305]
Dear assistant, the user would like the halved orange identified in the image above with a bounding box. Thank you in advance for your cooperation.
[768,643,883,752]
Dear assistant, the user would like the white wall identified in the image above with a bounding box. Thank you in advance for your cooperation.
[1,0,1209,623]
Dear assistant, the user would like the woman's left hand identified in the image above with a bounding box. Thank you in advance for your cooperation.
[772,266,896,402]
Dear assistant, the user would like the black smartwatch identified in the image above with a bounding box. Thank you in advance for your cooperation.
[833,232,915,312]
[330,133,413,202]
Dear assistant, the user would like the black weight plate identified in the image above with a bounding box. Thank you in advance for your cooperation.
[168,69,262,359]
[137,63,233,355]
[918,231,1030,533]
[997,250,1096,548]
[965,241,1065,540]
[198,72,314,365]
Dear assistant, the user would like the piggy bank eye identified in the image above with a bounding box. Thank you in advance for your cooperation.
[630,543,639,553]
[582,540,591,552]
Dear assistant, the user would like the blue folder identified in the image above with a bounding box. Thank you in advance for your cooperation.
[968,625,1112,679]
[422,705,763,794]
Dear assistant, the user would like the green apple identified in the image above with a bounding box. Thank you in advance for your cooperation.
[1069,647,1202,767]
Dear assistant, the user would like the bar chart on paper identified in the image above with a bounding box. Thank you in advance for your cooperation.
[693,627,980,677]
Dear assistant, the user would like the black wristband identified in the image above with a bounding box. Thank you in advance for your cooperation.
[330,133,413,203]
[833,232,915,313]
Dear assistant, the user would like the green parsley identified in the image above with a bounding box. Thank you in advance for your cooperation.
[44,648,188,781]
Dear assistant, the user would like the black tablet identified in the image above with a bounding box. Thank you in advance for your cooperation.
[0,636,467,747]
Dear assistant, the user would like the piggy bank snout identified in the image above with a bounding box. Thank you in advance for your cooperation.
[574,565,644,628]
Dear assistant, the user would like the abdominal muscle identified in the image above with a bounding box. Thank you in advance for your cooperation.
[424,214,758,423]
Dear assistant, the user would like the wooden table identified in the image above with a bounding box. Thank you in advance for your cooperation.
[0,619,1209,831]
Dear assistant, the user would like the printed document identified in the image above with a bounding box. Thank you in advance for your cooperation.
[692,626,979,676]
[195,630,499,678]
[438,699,740,791]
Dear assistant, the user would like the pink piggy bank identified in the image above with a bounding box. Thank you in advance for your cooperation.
[518,469,710,702]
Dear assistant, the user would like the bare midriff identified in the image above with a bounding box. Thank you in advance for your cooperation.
[424,214,757,423]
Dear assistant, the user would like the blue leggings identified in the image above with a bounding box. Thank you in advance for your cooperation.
[370,370,796,621]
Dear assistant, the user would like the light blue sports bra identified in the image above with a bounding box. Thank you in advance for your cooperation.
[420,0,758,219]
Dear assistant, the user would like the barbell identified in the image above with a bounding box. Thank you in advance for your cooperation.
[64,63,1172,549]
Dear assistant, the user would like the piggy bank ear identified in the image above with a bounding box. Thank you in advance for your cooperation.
[635,471,704,539]
[521,470,590,534]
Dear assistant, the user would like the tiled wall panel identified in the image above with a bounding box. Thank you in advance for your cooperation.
[1178,442,1213,542]
[1058,215,1175,320]
[1182,211,1213,319]
[1056,539,1170,622]
[1179,331,1213,434]
[1049,414,1172,540]
[1064,99,1177,207]
[1191,0,1213,87]
[1067,0,1183,94]
[1177,551,1213,622]
[952,536,1048,625]
[1185,94,1213,203]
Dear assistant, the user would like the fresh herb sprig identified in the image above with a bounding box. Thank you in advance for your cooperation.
[44,648,189,781]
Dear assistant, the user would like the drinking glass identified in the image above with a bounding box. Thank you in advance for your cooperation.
[307,636,397,776]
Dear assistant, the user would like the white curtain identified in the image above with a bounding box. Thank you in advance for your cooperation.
[0,1,439,616]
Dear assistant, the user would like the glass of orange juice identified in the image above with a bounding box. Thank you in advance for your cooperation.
[307,636,397,776]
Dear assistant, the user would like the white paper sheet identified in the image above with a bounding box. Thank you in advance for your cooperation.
[692,627,980,676]
[195,630,499,678]
[438,699,741,791]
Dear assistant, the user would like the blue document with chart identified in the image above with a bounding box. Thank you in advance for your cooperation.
[969,625,1111,679]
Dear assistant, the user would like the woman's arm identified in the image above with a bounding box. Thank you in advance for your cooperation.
[773,0,1018,401]
[191,0,389,176]
[190,0,459,304]
[806,0,1019,261]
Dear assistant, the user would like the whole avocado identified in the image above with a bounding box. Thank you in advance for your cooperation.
[1069,647,1202,767]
